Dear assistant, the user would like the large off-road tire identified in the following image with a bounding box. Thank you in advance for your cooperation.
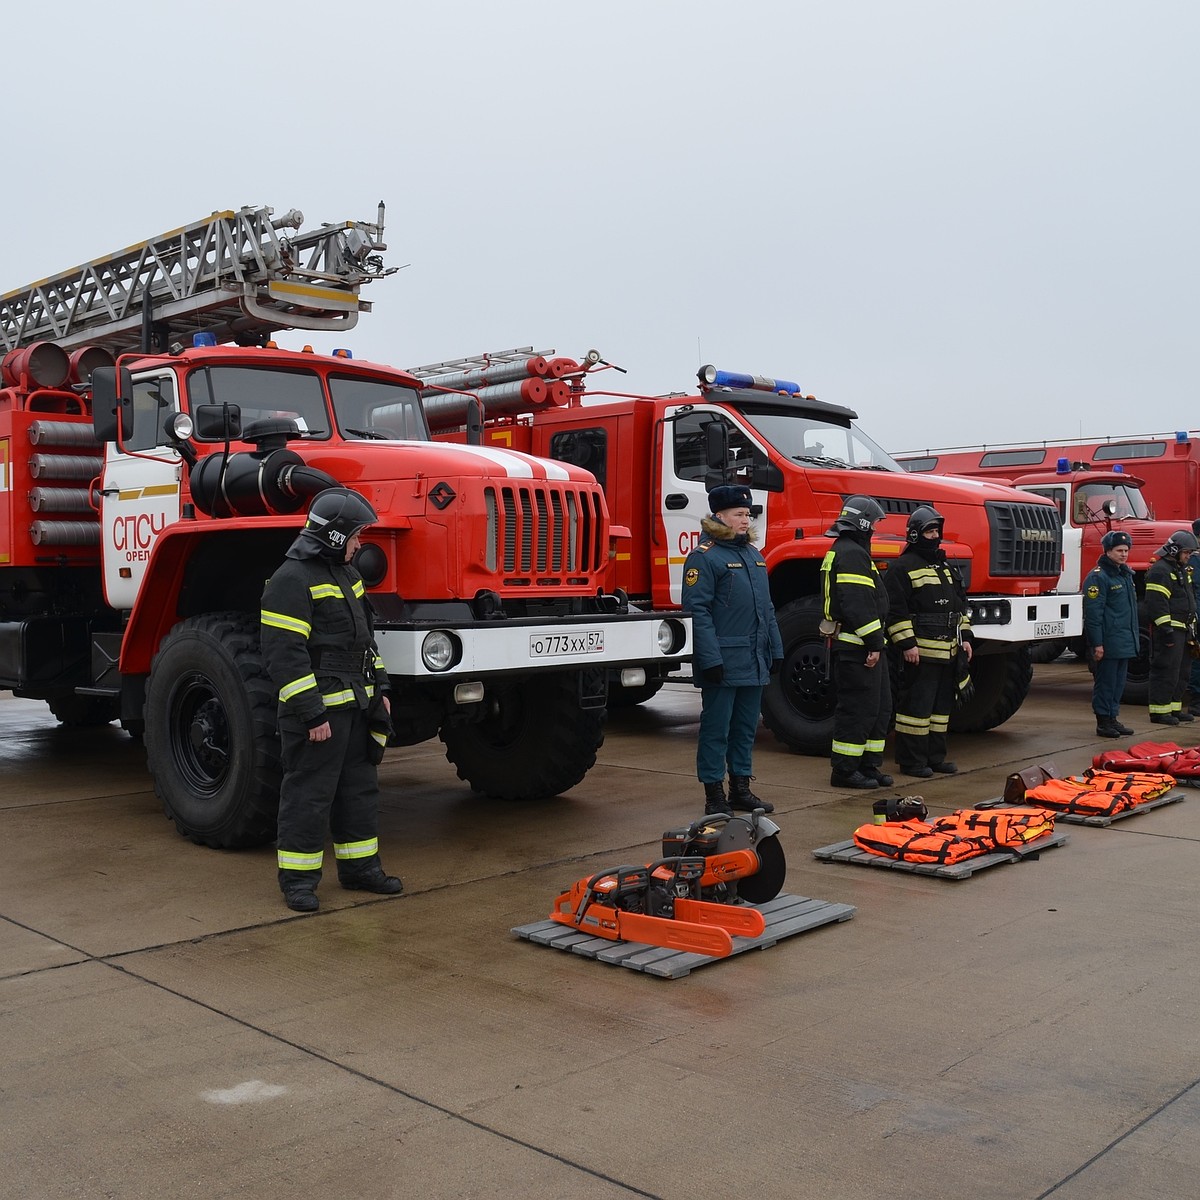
[1120,602,1151,706]
[760,596,836,755]
[144,611,281,848]
[46,694,120,727]
[439,673,605,799]
[950,646,1032,733]
[1029,638,1067,664]
[606,678,665,708]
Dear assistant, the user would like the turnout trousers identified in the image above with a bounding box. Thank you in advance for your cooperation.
[277,707,382,891]
[1149,638,1190,718]
[697,685,764,782]
[830,647,892,776]
[893,659,955,772]
[1092,655,1129,722]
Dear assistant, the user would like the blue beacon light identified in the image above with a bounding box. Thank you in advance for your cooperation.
[192,332,218,348]
[698,364,802,394]
[1055,457,1070,474]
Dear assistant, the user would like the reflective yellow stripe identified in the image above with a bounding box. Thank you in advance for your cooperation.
[865,739,885,754]
[370,730,388,748]
[334,838,379,860]
[835,573,876,587]
[832,739,864,756]
[310,583,344,600]
[280,673,318,701]
[888,618,915,640]
[1146,583,1171,598]
[322,689,357,707]
[352,580,365,598]
[854,619,882,637]
[894,714,929,735]
[278,849,323,871]
[262,610,312,637]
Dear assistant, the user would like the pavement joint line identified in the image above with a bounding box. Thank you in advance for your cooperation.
[2,912,665,1198]
[1032,1074,1200,1198]
[94,956,666,1200]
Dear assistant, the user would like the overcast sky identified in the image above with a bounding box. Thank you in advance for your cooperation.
[5,1,1195,453]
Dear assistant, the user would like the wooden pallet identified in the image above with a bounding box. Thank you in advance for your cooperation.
[975,790,1186,827]
[511,892,856,980]
[811,829,1068,879]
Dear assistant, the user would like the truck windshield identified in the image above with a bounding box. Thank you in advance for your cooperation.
[739,410,902,472]
[1074,481,1152,521]
[188,366,331,439]
[329,374,429,441]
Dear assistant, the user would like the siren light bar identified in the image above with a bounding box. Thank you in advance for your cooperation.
[698,364,803,394]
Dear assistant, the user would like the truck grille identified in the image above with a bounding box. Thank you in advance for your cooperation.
[484,484,604,581]
[986,500,1062,577]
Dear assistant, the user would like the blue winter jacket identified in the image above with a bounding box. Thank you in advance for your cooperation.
[1082,553,1140,659]
[682,518,784,687]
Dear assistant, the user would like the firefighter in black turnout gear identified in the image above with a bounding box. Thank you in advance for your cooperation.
[261,488,403,913]
[822,495,892,789]
[1145,529,1199,726]
[885,506,972,777]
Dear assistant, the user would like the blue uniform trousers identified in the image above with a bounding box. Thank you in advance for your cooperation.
[1092,656,1129,721]
[696,685,763,782]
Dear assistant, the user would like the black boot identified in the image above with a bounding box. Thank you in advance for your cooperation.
[339,863,404,895]
[1112,719,1135,735]
[1176,711,1195,723]
[929,761,958,775]
[863,766,894,787]
[1151,713,1180,726]
[1095,719,1122,738]
[282,885,319,913]
[728,775,774,813]
[703,780,731,815]
[830,769,879,790]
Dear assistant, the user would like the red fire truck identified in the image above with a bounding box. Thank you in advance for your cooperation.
[895,432,1200,524]
[0,207,689,847]
[424,351,1080,753]
[897,450,1193,699]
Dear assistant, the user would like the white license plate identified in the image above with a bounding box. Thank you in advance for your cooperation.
[1034,621,1065,638]
[529,630,605,657]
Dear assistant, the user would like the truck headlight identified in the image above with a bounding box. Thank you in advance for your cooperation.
[657,619,687,655]
[421,630,461,671]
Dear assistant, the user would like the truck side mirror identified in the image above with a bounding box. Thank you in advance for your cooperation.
[704,420,728,473]
[91,366,134,443]
[193,403,243,441]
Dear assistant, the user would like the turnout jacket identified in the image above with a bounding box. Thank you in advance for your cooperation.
[1144,556,1196,639]
[1082,553,1140,658]
[682,517,784,686]
[821,533,889,651]
[884,546,971,663]
[261,556,388,730]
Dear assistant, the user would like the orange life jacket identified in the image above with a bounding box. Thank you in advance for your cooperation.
[852,818,993,865]
[929,806,1056,848]
[1069,769,1174,799]
[1025,779,1136,817]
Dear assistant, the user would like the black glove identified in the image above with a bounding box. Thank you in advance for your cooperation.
[702,665,724,685]
[770,659,783,677]
[1157,627,1176,649]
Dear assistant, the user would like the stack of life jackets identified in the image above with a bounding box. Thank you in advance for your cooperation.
[1093,741,1200,782]
[1025,768,1175,818]
[852,806,1055,865]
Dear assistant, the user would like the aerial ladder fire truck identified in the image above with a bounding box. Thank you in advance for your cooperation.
[423,348,1081,752]
[0,205,689,847]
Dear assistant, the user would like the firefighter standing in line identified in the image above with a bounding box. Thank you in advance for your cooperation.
[1144,529,1199,727]
[1188,517,1200,716]
[682,483,784,816]
[884,505,972,777]
[1083,529,1139,738]
[260,487,403,913]
[822,495,892,790]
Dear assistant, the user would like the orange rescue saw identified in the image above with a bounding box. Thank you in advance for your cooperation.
[548,811,786,958]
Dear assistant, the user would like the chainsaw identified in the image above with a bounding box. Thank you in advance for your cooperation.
[547,811,787,958]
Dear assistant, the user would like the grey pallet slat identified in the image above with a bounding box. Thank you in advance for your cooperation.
[975,790,1186,826]
[811,829,1068,879]
[512,892,856,980]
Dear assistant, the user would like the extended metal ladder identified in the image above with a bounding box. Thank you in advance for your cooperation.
[0,202,395,355]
